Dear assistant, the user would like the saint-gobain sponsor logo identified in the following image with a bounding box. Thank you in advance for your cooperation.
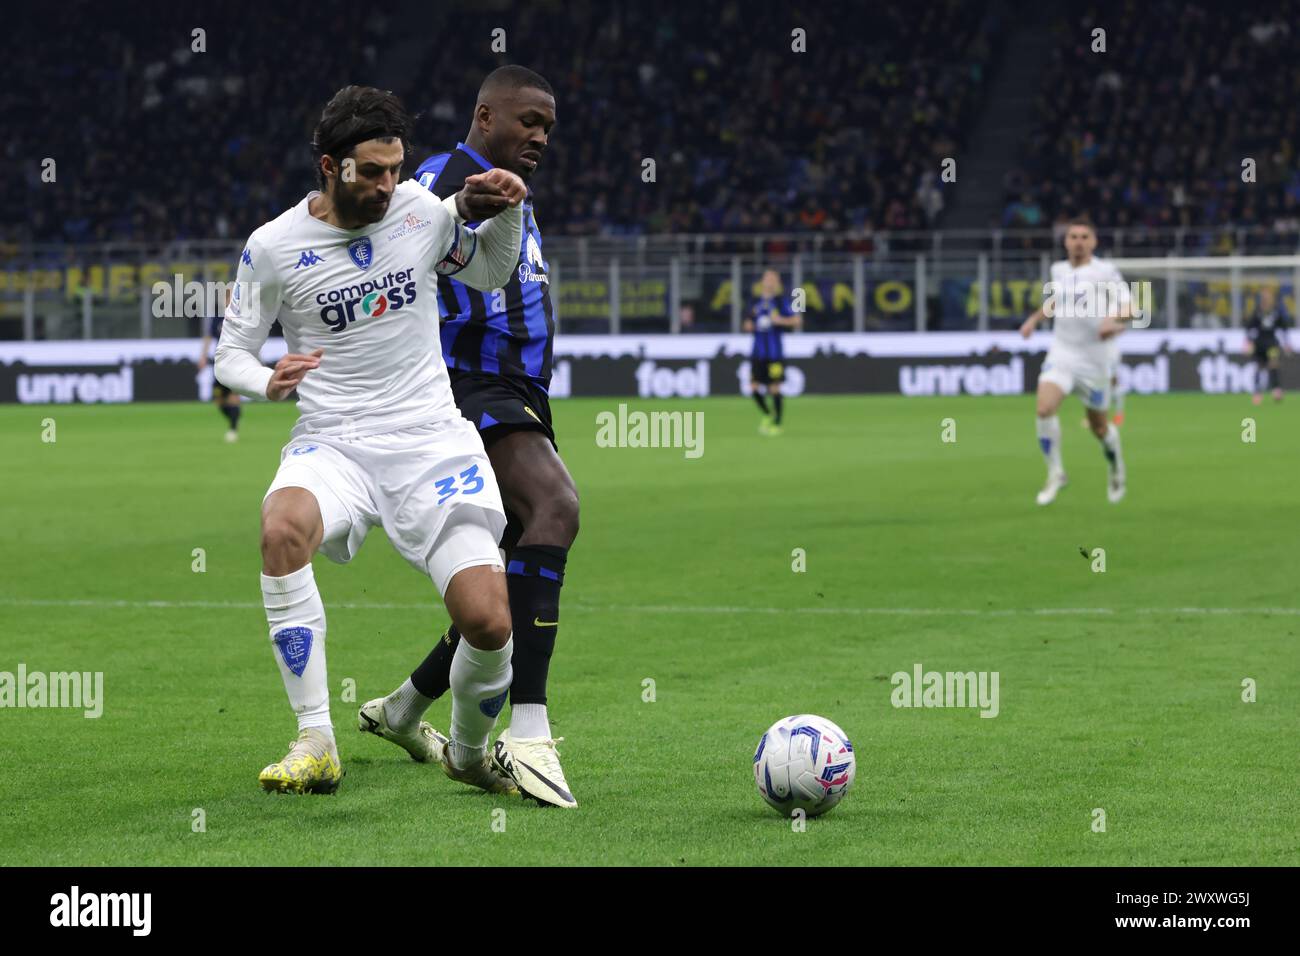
[17,366,133,404]
[315,267,416,333]
[899,357,1024,396]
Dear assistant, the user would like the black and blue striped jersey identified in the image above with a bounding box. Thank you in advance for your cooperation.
[750,295,792,361]
[414,143,555,389]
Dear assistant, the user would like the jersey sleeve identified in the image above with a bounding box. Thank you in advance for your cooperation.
[413,184,522,293]
[213,235,284,399]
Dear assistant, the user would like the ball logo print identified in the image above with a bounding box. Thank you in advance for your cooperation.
[753,714,856,817]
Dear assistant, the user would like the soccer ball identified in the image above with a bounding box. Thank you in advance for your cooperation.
[753,714,855,817]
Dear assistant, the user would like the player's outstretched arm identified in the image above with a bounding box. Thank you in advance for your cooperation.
[433,169,526,292]
[214,237,285,399]
[1019,307,1047,339]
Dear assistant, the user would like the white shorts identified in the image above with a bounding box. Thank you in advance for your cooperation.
[1040,355,1110,412]
[263,417,506,595]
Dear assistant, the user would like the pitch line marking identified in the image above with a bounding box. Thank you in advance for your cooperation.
[0,598,1297,617]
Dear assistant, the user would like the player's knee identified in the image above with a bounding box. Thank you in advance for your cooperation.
[260,514,312,569]
[553,488,581,544]
[458,601,513,651]
[532,487,580,545]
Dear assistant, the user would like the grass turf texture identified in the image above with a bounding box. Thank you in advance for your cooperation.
[1,394,1297,866]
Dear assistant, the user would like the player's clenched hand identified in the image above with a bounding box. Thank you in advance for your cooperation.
[456,169,527,220]
[266,348,323,401]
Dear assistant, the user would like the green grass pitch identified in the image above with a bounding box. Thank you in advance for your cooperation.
[1,393,1297,865]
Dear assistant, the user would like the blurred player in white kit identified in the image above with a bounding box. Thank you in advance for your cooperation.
[1020,217,1133,506]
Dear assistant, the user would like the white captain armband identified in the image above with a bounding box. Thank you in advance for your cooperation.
[435,221,478,276]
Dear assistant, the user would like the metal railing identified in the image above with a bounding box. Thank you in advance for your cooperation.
[3,227,1298,340]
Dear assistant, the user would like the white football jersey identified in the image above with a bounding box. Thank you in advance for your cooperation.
[218,180,487,438]
[1045,256,1129,373]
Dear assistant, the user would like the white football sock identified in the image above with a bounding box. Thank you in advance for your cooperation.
[1099,423,1124,479]
[510,702,551,739]
[261,564,332,736]
[1036,415,1063,476]
[383,677,434,734]
[448,636,513,768]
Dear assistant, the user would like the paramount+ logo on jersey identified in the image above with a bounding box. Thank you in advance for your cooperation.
[316,267,417,333]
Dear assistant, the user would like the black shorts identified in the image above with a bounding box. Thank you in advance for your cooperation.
[751,358,785,386]
[1252,343,1281,364]
[449,368,556,449]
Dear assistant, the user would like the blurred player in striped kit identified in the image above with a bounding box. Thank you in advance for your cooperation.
[744,269,802,436]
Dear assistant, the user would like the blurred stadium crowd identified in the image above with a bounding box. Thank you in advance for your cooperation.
[4,0,1297,245]
[1008,0,1300,242]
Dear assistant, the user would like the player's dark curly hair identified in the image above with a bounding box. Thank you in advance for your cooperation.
[311,86,412,190]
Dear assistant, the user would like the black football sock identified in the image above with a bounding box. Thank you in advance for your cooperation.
[1269,366,1281,390]
[506,544,567,707]
[773,393,784,425]
[219,404,235,427]
[410,625,460,700]
[227,404,242,431]
[752,391,770,416]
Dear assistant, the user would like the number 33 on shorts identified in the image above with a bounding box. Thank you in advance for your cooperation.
[434,463,485,505]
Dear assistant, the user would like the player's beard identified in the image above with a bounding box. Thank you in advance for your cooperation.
[335,183,390,227]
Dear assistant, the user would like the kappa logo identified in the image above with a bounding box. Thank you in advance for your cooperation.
[294,250,326,270]
[348,237,374,271]
[240,247,253,268]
